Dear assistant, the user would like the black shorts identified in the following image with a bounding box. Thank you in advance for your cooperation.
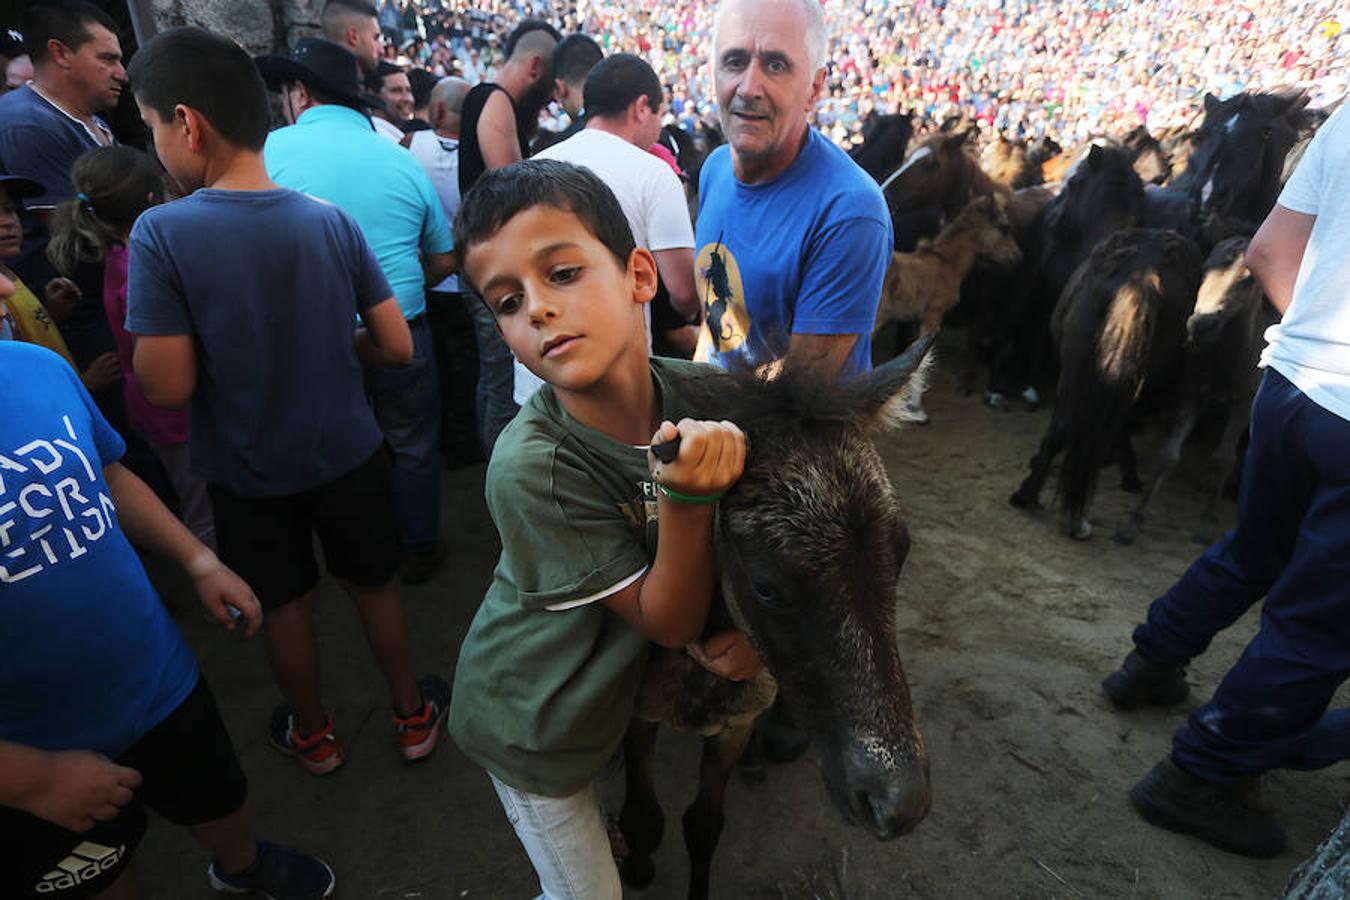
[209,447,401,610]
[0,676,248,900]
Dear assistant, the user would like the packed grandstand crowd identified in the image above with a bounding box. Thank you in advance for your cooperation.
[374,0,1345,148]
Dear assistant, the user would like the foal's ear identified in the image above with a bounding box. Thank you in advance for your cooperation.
[856,332,938,430]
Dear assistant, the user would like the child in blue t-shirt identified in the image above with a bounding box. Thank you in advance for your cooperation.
[0,340,334,899]
[122,28,448,776]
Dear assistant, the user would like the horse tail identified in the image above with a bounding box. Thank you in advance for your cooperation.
[1055,265,1161,523]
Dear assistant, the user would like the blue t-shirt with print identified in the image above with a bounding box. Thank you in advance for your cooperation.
[0,342,198,757]
[694,129,892,380]
[125,188,391,498]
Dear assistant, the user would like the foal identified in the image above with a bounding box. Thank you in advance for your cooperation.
[619,337,936,900]
[874,193,1022,422]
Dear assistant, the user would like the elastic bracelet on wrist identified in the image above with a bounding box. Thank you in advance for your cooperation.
[657,483,727,504]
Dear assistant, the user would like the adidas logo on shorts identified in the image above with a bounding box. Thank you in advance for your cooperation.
[34,841,125,893]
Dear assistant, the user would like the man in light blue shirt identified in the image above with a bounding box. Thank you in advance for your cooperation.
[257,38,456,583]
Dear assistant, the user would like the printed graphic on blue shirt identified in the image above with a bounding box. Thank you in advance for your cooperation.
[1,413,117,584]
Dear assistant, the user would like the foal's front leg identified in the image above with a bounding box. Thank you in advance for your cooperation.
[683,722,756,900]
[618,719,664,889]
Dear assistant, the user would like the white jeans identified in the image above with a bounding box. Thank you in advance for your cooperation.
[490,775,622,900]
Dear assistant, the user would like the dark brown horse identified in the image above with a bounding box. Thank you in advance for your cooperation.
[1113,237,1276,544]
[1010,229,1203,539]
[989,144,1148,407]
[620,337,936,900]
[849,112,916,183]
[1146,91,1314,249]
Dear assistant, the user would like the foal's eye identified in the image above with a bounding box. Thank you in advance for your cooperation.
[752,580,788,610]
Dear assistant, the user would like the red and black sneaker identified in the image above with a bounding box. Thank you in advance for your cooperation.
[269,706,345,776]
[394,675,451,762]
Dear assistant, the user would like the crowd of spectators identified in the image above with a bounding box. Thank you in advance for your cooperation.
[375,0,1344,148]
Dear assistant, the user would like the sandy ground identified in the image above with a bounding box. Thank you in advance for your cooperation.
[138,350,1348,900]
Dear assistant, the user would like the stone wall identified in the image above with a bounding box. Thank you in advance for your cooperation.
[143,0,324,54]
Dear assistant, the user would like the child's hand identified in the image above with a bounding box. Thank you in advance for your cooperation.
[187,551,263,638]
[648,418,746,500]
[686,630,765,682]
[43,277,81,323]
[27,750,142,832]
[79,353,121,391]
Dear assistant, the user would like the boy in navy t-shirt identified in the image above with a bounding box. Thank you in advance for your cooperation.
[0,340,334,899]
[123,28,449,776]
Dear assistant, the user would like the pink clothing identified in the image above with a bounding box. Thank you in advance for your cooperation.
[103,244,190,445]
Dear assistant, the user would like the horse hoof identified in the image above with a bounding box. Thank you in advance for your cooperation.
[1069,518,1093,540]
[621,856,657,890]
[985,391,1007,409]
[1112,528,1135,546]
[1020,386,1041,408]
[1009,489,1039,510]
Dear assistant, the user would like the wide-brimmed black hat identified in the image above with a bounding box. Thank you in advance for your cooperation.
[0,174,43,200]
[255,38,384,112]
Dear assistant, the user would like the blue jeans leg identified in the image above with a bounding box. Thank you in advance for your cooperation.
[1154,370,1350,780]
[364,317,442,552]
[464,294,520,456]
[489,775,622,900]
[1131,370,1319,669]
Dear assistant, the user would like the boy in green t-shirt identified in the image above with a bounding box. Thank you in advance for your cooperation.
[448,158,755,898]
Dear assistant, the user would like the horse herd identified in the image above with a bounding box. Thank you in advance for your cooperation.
[859,91,1322,543]
[591,92,1327,899]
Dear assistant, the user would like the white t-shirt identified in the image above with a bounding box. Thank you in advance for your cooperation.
[514,128,695,402]
[407,129,461,292]
[1261,103,1350,422]
[372,115,404,142]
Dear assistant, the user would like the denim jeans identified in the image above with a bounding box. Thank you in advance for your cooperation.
[489,775,621,900]
[363,317,441,552]
[464,295,520,456]
[1132,369,1350,781]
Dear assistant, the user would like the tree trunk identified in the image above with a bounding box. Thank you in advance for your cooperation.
[144,0,324,54]
[1283,809,1350,899]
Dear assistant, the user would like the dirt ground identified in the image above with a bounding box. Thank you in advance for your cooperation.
[139,348,1348,900]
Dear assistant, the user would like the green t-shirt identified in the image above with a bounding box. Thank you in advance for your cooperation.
[449,357,721,796]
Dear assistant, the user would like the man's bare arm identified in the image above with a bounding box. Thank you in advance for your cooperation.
[652,248,700,322]
[479,90,524,170]
[1247,203,1316,316]
[785,332,860,382]
[423,250,457,287]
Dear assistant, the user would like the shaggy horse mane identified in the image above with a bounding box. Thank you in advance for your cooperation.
[683,363,878,439]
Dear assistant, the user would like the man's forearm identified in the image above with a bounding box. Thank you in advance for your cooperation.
[785,332,860,382]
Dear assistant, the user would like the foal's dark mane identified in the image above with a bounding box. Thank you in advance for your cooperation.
[683,365,877,441]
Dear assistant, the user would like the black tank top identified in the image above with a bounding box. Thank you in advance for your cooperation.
[458,82,532,197]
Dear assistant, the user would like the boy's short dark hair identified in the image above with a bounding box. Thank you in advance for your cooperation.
[128,27,271,152]
[454,159,635,295]
[504,20,562,59]
[584,54,662,120]
[21,0,118,64]
[552,34,602,87]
